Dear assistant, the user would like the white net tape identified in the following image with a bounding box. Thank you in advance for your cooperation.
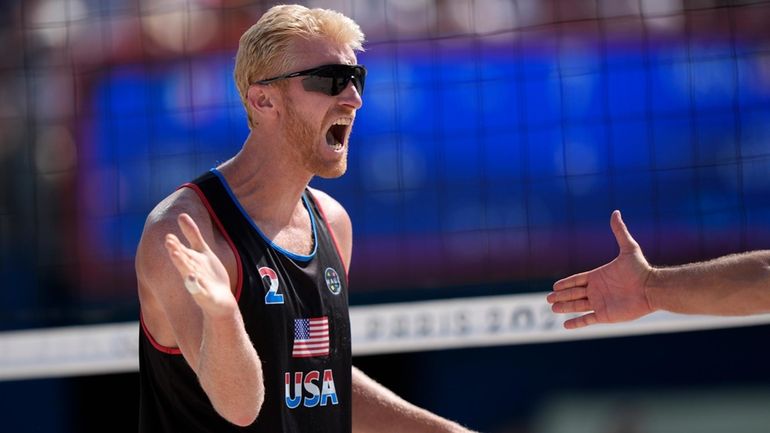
[3,292,770,381]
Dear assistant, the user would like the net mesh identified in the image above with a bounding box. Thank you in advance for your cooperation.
[1,0,770,330]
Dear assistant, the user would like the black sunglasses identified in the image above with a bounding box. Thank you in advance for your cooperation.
[255,64,367,97]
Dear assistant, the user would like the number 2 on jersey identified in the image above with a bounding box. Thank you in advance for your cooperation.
[259,266,284,305]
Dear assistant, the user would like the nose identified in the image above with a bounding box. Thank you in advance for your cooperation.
[339,80,363,109]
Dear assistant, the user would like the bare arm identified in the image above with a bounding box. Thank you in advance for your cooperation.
[136,193,263,426]
[647,250,770,316]
[309,188,474,433]
[547,210,770,329]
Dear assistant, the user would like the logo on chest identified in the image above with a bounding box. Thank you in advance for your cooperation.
[324,267,342,295]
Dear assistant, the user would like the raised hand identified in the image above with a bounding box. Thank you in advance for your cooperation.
[164,213,237,319]
[547,210,655,329]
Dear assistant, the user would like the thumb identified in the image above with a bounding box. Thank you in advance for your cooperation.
[610,210,640,254]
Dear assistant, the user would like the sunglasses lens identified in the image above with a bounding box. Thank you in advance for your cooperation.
[351,67,365,95]
[301,75,336,95]
[301,66,366,96]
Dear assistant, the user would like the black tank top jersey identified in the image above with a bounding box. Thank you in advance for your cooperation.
[139,169,352,433]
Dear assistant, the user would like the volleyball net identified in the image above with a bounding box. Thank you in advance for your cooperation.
[2,0,770,382]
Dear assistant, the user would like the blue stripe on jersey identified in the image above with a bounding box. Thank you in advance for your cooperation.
[209,168,318,262]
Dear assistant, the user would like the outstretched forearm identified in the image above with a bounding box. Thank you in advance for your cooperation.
[351,366,474,433]
[647,250,770,316]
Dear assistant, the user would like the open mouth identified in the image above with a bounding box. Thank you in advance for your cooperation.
[325,117,352,152]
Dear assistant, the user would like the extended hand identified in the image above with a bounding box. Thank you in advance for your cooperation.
[164,213,237,319]
[547,210,655,329]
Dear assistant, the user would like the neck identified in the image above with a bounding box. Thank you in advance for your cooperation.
[217,131,313,229]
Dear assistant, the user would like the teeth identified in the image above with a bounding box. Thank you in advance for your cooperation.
[327,118,351,151]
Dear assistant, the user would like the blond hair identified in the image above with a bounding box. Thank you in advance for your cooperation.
[234,5,365,129]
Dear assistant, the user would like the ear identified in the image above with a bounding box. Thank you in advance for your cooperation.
[246,84,279,119]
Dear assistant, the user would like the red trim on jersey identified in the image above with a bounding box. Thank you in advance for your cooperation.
[140,312,182,355]
[307,190,349,281]
[181,182,245,301]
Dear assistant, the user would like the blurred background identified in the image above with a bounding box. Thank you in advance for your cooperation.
[2,0,770,431]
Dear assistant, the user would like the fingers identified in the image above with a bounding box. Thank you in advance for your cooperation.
[610,210,639,253]
[552,272,589,291]
[564,313,597,329]
[177,213,209,252]
[164,233,195,275]
[547,286,587,304]
[164,233,207,295]
[550,299,592,314]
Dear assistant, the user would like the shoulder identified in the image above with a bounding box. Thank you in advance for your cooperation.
[135,185,236,346]
[307,187,352,267]
[140,188,208,244]
[136,187,214,280]
[306,187,351,234]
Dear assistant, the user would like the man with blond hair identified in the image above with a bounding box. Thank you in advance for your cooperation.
[136,4,474,432]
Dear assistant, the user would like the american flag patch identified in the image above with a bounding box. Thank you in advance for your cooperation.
[292,317,330,358]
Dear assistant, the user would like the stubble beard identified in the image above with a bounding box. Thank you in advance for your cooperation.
[283,99,348,179]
